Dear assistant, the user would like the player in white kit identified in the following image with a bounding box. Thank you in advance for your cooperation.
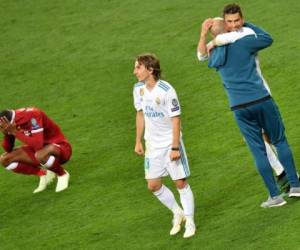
[133,53,195,238]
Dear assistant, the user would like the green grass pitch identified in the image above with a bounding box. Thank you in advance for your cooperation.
[0,0,300,249]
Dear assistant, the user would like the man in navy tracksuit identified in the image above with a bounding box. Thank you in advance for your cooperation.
[199,3,300,207]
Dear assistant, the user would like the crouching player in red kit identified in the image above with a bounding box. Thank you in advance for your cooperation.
[0,107,72,193]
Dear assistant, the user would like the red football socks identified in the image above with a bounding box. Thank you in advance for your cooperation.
[12,162,45,176]
[49,159,66,176]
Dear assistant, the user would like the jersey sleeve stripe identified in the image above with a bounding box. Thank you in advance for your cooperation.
[31,128,44,134]
[159,81,170,89]
[158,82,170,91]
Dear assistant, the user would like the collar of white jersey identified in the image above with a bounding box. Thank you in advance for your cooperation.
[145,80,160,92]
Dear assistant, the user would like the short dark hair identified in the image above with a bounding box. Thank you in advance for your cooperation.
[223,3,243,18]
[136,53,161,81]
[0,110,13,122]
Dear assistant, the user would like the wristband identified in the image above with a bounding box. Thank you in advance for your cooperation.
[171,147,179,151]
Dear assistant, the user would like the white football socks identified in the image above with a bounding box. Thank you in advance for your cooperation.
[42,155,55,168]
[6,162,18,170]
[178,184,195,220]
[153,185,181,213]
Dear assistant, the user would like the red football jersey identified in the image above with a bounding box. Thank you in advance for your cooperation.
[2,107,68,151]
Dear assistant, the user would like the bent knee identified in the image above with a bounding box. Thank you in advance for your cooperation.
[35,150,53,164]
[34,151,46,163]
[35,145,60,164]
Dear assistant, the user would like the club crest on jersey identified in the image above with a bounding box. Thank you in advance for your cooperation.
[155,97,160,105]
[140,88,144,96]
[172,98,178,107]
[31,118,40,129]
[171,98,179,112]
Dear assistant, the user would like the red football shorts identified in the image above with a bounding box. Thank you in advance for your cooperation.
[52,141,72,164]
[21,141,72,165]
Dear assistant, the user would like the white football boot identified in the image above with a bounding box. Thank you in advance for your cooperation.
[55,171,70,192]
[170,211,185,235]
[45,170,56,184]
[183,219,196,238]
[33,170,56,193]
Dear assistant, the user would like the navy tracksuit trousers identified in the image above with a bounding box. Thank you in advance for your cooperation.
[233,98,299,197]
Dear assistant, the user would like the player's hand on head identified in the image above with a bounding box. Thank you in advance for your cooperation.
[0,117,16,135]
[0,152,7,159]
[0,117,9,134]
[0,124,5,134]
[201,18,213,34]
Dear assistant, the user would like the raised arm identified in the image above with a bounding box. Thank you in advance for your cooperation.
[197,18,213,61]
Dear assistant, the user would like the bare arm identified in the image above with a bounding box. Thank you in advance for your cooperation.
[135,111,145,155]
[170,116,181,161]
[197,18,213,61]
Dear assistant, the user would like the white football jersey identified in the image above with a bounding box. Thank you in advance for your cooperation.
[133,80,181,148]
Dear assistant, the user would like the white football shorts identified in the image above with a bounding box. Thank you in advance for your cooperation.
[144,141,190,180]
